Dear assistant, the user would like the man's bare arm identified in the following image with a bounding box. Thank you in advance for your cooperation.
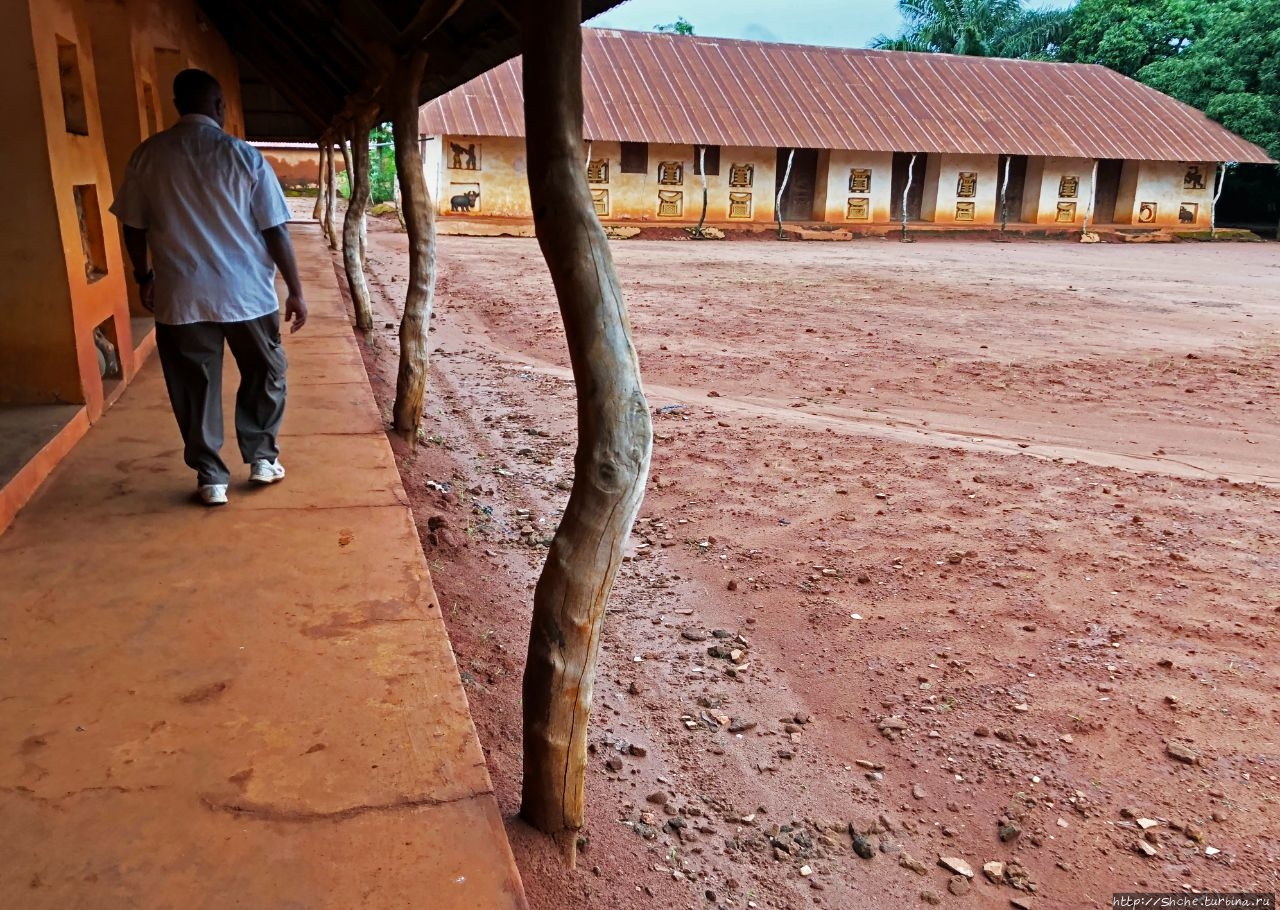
[262,224,307,333]
[122,225,155,312]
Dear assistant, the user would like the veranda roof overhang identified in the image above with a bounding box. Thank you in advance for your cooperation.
[197,0,622,141]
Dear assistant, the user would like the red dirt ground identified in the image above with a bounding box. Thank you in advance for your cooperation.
[343,222,1279,910]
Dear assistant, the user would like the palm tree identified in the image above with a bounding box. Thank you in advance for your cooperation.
[871,0,1073,59]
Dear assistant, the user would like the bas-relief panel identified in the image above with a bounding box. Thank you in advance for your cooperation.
[448,141,480,170]
[592,189,609,216]
[955,201,976,221]
[1056,201,1076,222]
[956,172,978,198]
[848,168,871,194]
[1183,166,1206,191]
[729,163,753,188]
[657,161,683,186]
[657,190,683,217]
[587,159,609,184]
[1179,202,1198,224]
[448,183,480,213]
[729,192,752,219]
[1058,175,1079,199]
[846,197,869,221]
[1138,202,1158,224]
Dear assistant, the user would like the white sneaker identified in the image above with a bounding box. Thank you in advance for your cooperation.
[198,484,229,506]
[249,458,286,485]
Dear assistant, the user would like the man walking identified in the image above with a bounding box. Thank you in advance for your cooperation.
[111,69,307,506]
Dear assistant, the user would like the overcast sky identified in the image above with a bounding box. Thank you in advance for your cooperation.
[588,0,1076,49]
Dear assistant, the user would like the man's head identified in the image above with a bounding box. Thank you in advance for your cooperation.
[173,69,225,126]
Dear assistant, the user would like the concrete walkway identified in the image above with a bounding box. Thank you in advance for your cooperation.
[0,224,527,909]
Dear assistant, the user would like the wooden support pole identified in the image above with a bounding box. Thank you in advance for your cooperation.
[343,114,376,332]
[519,0,654,836]
[390,49,436,439]
[313,142,326,221]
[775,148,795,239]
[324,138,339,250]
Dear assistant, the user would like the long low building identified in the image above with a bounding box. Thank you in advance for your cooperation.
[417,28,1272,230]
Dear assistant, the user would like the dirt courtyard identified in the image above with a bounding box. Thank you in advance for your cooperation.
[350,228,1279,910]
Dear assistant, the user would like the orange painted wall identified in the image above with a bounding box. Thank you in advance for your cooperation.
[0,0,242,417]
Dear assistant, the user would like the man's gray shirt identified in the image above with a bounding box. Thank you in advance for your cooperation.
[110,114,291,326]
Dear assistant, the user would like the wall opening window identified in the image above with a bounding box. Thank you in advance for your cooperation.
[620,142,648,174]
[72,184,108,283]
[693,144,720,176]
[57,37,89,135]
[142,82,159,136]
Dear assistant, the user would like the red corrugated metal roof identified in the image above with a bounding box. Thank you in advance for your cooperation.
[419,29,1273,164]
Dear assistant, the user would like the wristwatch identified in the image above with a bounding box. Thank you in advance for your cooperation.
[134,268,155,284]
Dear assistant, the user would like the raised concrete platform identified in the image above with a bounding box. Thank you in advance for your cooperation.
[0,224,527,909]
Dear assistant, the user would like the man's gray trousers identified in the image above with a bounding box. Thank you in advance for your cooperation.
[155,312,287,486]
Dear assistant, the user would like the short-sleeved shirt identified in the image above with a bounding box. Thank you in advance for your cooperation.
[110,114,291,325]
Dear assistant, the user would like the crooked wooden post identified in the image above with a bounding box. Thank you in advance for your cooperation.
[324,136,339,250]
[313,141,327,221]
[342,110,376,332]
[519,0,654,836]
[390,49,435,439]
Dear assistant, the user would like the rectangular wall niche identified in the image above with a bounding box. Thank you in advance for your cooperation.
[849,169,871,193]
[591,189,609,216]
[587,159,609,184]
[1179,202,1198,224]
[846,197,870,220]
[1056,201,1077,222]
[57,37,90,136]
[72,184,108,282]
[657,190,683,217]
[142,82,160,136]
[955,201,976,221]
[956,172,977,198]
[728,192,752,219]
[93,315,122,382]
[729,163,753,187]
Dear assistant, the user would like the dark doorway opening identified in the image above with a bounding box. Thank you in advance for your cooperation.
[890,152,929,221]
[997,154,1029,223]
[1092,159,1123,224]
[775,148,819,221]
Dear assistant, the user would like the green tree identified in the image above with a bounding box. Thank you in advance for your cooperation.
[655,17,694,35]
[870,0,1072,58]
[368,122,397,204]
[1137,0,1280,159]
[1056,0,1207,76]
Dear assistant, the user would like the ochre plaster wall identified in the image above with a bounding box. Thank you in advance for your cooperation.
[1119,161,1216,228]
[1021,156,1095,225]
[821,150,895,224]
[1,0,242,417]
[431,135,782,223]
[922,154,1001,224]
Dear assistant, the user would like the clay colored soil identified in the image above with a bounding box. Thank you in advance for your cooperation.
[348,225,1279,910]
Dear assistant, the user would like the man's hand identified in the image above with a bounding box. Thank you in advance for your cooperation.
[285,292,308,333]
[139,280,155,313]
